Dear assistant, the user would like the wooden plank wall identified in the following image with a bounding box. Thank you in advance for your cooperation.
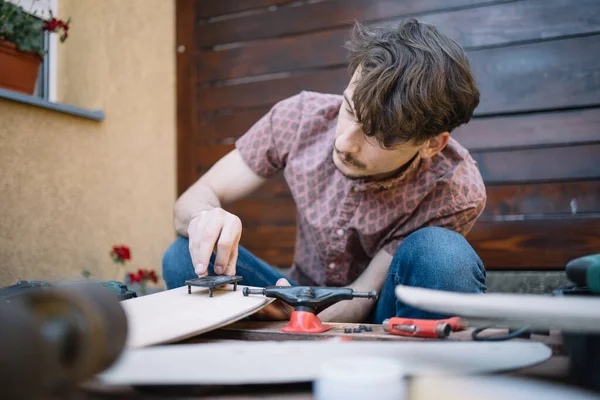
[177,0,600,271]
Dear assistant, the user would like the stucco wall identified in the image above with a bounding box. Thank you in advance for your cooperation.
[0,0,176,286]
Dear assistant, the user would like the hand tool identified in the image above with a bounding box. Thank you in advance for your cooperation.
[0,283,128,399]
[382,316,466,339]
[566,253,600,294]
[185,275,243,296]
[243,286,378,333]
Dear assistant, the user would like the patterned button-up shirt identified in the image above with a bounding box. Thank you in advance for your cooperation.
[235,91,486,287]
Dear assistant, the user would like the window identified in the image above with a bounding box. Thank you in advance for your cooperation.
[7,0,58,101]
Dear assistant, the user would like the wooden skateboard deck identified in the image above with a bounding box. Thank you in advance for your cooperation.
[97,340,552,386]
[395,284,600,333]
[120,284,273,348]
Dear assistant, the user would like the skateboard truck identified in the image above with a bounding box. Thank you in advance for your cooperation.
[185,275,243,297]
[243,286,378,334]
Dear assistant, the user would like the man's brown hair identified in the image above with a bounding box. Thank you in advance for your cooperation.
[345,19,480,148]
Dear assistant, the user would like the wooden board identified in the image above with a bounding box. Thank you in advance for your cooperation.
[195,0,503,47]
[120,285,273,348]
[468,217,600,269]
[471,144,600,183]
[453,108,600,152]
[199,106,600,146]
[196,0,600,81]
[196,0,296,19]
[194,321,565,356]
[196,35,600,113]
[96,341,552,386]
[395,284,600,333]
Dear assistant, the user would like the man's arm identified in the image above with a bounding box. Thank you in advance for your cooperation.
[174,149,267,275]
[317,248,393,323]
[174,149,266,236]
[315,201,486,323]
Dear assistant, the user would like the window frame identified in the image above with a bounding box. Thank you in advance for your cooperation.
[7,0,58,101]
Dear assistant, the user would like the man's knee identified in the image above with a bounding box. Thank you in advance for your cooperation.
[391,227,486,292]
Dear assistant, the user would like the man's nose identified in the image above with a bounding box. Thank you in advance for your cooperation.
[335,127,361,154]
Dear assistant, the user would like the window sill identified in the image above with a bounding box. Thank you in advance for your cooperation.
[0,88,104,121]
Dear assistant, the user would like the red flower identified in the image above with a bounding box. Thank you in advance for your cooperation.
[128,272,140,283]
[149,270,158,284]
[111,245,131,262]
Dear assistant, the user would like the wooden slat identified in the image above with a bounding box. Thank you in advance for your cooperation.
[197,68,349,111]
[472,144,600,183]
[197,106,600,149]
[196,0,502,47]
[197,107,271,143]
[468,217,600,269]
[196,0,295,19]
[176,0,197,196]
[197,29,348,83]
[484,181,600,216]
[196,0,600,82]
[471,35,600,115]
[454,108,600,151]
[197,35,600,114]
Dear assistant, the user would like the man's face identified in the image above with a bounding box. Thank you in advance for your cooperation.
[333,70,448,181]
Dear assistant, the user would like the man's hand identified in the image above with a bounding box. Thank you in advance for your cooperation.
[251,278,294,321]
[188,208,242,277]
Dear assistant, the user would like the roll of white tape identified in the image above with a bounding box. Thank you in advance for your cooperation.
[313,356,406,400]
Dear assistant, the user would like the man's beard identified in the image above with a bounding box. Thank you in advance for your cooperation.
[332,148,369,180]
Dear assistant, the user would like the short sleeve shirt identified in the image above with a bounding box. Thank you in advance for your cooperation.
[235,91,486,287]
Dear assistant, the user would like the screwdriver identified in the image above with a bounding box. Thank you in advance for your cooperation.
[382,317,466,339]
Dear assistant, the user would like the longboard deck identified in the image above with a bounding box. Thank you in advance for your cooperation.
[121,284,273,348]
[97,341,552,386]
[395,284,600,333]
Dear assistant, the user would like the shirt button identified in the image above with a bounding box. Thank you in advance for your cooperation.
[328,263,336,269]
[336,229,344,237]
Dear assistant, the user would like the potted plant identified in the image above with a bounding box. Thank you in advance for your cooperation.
[0,0,69,94]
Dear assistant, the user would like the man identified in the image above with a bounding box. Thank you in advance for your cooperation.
[162,19,487,323]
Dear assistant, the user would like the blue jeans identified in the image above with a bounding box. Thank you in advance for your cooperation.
[162,227,486,323]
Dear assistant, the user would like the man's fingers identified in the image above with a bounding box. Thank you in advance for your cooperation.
[276,278,291,287]
[224,244,238,276]
[190,213,223,276]
[214,218,240,274]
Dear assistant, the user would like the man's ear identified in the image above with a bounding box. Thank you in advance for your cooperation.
[419,132,450,159]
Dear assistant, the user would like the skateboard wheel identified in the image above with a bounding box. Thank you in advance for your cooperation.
[15,284,127,383]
